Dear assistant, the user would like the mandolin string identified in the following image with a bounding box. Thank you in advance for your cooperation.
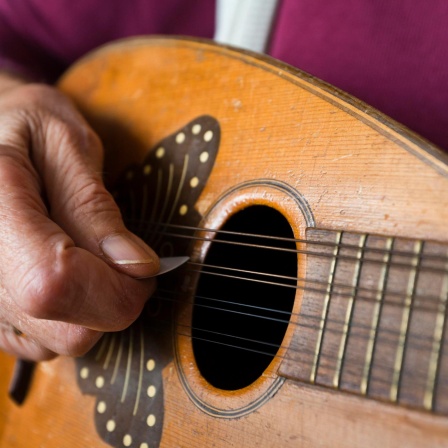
[117,220,447,384]
[89,309,416,391]
[126,220,448,266]
[188,263,446,309]
[92,321,398,390]
[175,260,447,312]
[135,311,430,389]
[150,250,446,359]
[153,289,439,350]
[155,287,439,345]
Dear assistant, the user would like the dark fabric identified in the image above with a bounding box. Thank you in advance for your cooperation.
[270,0,448,152]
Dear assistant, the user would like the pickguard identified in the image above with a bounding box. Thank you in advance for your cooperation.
[75,116,220,448]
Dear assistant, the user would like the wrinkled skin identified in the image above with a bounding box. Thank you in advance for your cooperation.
[0,73,159,361]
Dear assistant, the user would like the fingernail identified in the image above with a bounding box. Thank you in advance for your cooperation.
[100,234,155,266]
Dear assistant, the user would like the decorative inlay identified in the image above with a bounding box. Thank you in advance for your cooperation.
[199,151,209,163]
[76,116,221,448]
[175,132,186,144]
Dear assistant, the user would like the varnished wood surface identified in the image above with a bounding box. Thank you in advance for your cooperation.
[0,354,109,447]
[1,37,448,447]
[1,352,448,447]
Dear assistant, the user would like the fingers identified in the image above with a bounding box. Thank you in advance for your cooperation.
[0,145,156,331]
[0,321,100,362]
[0,83,160,359]
[0,286,103,361]
[14,84,160,278]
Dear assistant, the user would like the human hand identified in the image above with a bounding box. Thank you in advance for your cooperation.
[0,75,160,361]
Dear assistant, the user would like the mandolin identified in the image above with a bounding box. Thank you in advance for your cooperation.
[1,36,448,447]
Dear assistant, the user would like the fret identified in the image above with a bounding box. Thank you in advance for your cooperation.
[333,234,366,388]
[280,229,345,383]
[390,241,423,402]
[310,231,342,383]
[279,227,448,415]
[424,259,448,410]
[360,237,393,395]
[393,241,448,409]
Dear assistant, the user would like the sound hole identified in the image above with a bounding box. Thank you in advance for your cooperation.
[192,205,297,390]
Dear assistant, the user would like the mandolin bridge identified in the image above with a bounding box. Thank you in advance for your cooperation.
[280,228,448,414]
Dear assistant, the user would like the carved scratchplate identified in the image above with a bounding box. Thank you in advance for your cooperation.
[75,116,220,448]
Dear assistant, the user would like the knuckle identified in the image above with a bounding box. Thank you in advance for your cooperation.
[0,329,56,362]
[72,178,121,222]
[62,327,101,357]
[48,112,104,161]
[18,258,72,321]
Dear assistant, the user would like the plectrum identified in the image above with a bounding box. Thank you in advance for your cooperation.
[144,256,189,278]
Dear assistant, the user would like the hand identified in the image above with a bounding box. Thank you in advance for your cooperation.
[0,74,160,361]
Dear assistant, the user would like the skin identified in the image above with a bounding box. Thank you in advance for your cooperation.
[0,72,160,361]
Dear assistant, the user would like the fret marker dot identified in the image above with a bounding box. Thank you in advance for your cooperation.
[179,204,188,216]
[97,401,106,414]
[106,420,116,432]
[156,147,165,158]
[176,132,186,144]
[140,444,149,448]
[199,151,209,163]
[146,359,155,371]
[190,176,199,188]
[147,385,157,398]
[143,164,152,175]
[147,414,156,427]
[204,130,213,142]
[80,367,89,379]
[95,376,105,389]
[192,124,201,134]
[123,435,132,447]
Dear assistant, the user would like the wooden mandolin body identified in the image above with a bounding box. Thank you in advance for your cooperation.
[1,37,448,447]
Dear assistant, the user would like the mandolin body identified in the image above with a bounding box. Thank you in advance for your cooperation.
[1,37,448,447]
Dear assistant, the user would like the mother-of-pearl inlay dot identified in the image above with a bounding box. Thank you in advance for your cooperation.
[179,204,188,216]
[147,385,157,398]
[143,164,151,175]
[147,414,156,427]
[176,132,186,144]
[140,443,149,448]
[146,359,155,371]
[155,147,165,158]
[80,367,89,379]
[97,401,107,414]
[123,434,132,447]
[95,376,105,388]
[106,420,116,432]
[199,151,209,163]
[204,130,213,142]
[190,176,199,188]
[192,124,201,134]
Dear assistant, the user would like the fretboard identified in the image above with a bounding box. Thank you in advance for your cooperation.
[280,228,448,414]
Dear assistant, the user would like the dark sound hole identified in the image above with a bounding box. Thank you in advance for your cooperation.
[192,205,297,390]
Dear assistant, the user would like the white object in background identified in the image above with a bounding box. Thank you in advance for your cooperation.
[214,0,279,53]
